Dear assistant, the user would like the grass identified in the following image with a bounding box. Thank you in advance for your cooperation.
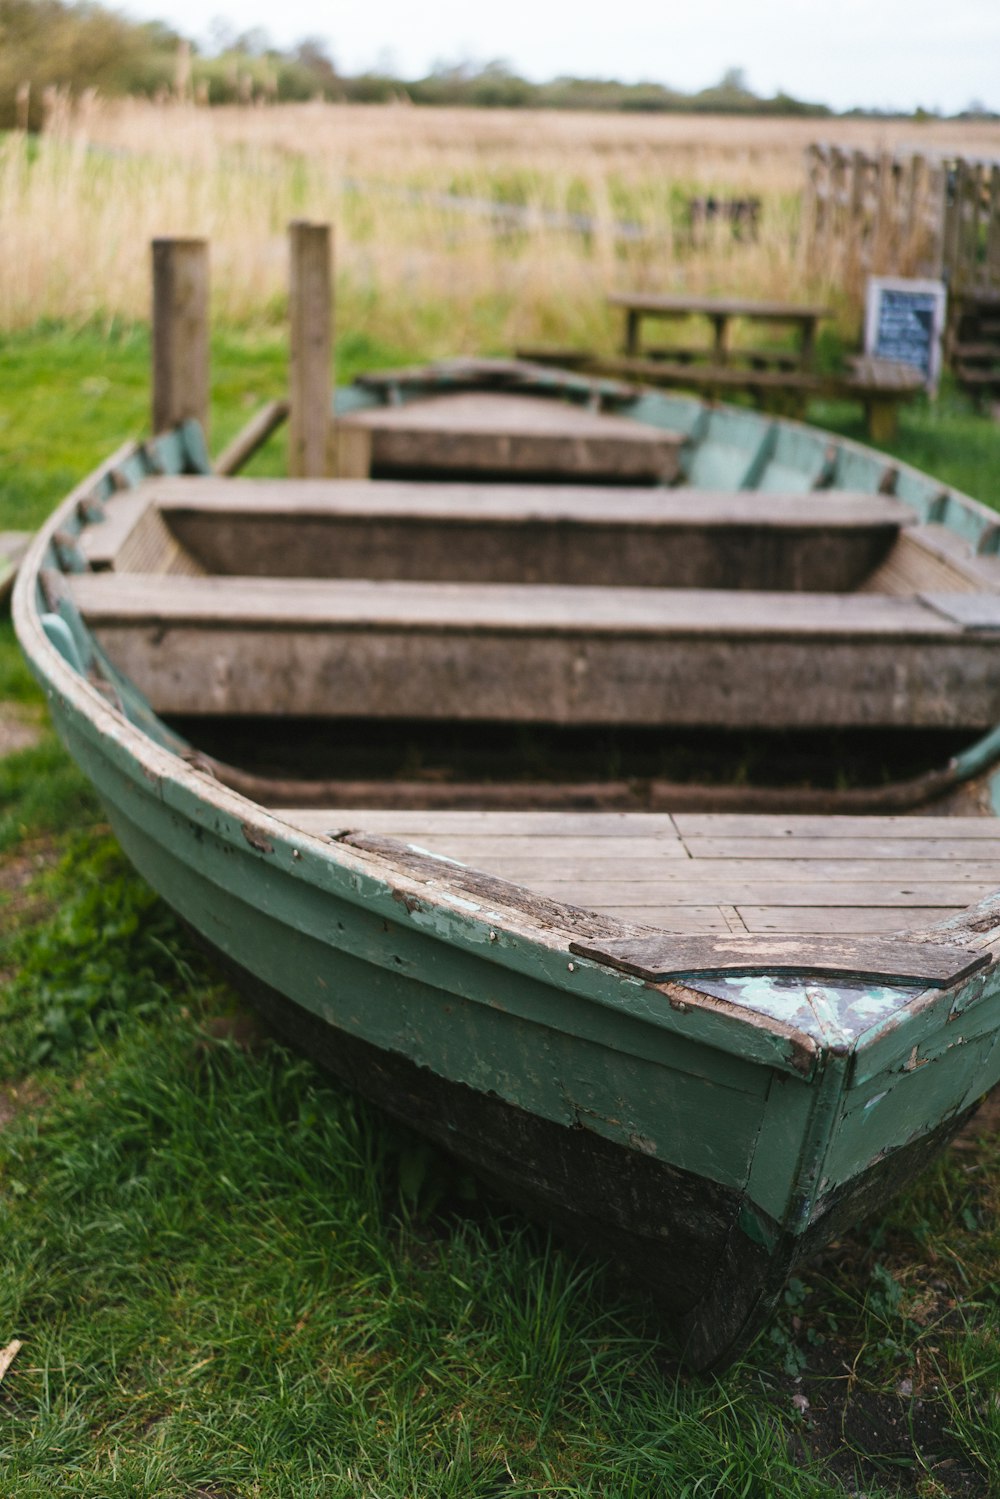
[2,323,1000,1495]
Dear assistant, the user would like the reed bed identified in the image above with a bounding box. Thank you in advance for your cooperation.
[3,99,998,353]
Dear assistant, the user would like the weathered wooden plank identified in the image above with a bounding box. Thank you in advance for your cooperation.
[80,624,996,727]
[149,476,909,590]
[288,222,333,479]
[737,907,954,935]
[673,813,1000,838]
[607,293,832,321]
[598,906,732,929]
[348,854,1000,885]
[68,574,960,635]
[146,476,909,527]
[214,399,289,478]
[684,838,1000,861]
[278,809,686,837]
[531,880,983,907]
[569,933,987,986]
[314,834,691,861]
[151,238,209,439]
[337,391,683,482]
[71,571,1000,728]
[273,821,1000,883]
[586,908,735,932]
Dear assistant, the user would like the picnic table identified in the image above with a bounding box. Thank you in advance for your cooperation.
[607,292,834,371]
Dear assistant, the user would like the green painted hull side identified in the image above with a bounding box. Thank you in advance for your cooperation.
[48,683,1000,1242]
[57,699,775,1195]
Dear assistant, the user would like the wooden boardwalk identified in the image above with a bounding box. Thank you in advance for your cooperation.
[277,809,1000,936]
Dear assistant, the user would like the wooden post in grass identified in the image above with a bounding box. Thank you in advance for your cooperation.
[151,237,209,438]
[288,220,333,477]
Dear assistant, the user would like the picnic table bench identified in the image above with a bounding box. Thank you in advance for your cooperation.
[519,292,926,441]
[608,293,832,371]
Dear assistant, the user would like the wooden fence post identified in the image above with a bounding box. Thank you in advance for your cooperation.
[151,237,209,437]
[988,165,1000,289]
[288,220,333,478]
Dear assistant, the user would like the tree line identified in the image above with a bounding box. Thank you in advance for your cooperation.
[2,0,975,129]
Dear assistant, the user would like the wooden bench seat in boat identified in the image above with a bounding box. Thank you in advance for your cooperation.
[334,390,685,482]
[68,572,1000,729]
[274,807,1000,938]
[85,478,915,593]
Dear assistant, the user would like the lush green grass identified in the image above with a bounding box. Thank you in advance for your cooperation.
[2,325,1000,1496]
[0,324,407,530]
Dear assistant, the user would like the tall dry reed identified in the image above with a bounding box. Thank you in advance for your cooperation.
[2,99,999,352]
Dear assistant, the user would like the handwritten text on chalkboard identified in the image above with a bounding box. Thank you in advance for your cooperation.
[864,277,947,393]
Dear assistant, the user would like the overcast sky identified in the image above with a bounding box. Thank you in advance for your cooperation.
[120,0,1000,114]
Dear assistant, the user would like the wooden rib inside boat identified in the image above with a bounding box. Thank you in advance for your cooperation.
[17,358,1000,1371]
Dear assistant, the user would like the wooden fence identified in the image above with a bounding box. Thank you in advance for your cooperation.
[804,144,1000,301]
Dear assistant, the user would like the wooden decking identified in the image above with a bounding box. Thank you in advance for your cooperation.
[276,809,1000,937]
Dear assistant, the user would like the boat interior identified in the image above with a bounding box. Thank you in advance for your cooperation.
[59,379,1000,942]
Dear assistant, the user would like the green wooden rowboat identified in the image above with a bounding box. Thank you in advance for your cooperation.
[14,360,1000,1370]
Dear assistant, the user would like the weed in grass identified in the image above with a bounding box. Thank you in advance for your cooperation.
[1,833,203,1068]
[0,735,98,858]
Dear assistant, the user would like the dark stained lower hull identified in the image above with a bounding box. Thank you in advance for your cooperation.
[218,943,978,1372]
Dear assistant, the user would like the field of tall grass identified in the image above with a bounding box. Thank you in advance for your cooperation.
[3,100,1000,353]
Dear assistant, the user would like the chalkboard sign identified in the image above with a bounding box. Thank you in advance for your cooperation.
[864,277,947,393]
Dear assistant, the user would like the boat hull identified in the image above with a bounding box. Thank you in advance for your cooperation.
[43,683,1000,1370]
[14,385,1000,1370]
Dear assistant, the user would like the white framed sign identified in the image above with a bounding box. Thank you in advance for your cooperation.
[864,276,947,394]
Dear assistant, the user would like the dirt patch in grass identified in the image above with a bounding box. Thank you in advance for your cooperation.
[0,834,61,933]
[788,1340,987,1497]
[952,1083,1000,1150]
[0,704,42,759]
[0,1078,46,1129]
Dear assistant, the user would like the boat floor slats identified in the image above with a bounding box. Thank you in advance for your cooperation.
[671,812,1000,835]
[682,838,1000,860]
[278,808,995,940]
[858,525,1000,596]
